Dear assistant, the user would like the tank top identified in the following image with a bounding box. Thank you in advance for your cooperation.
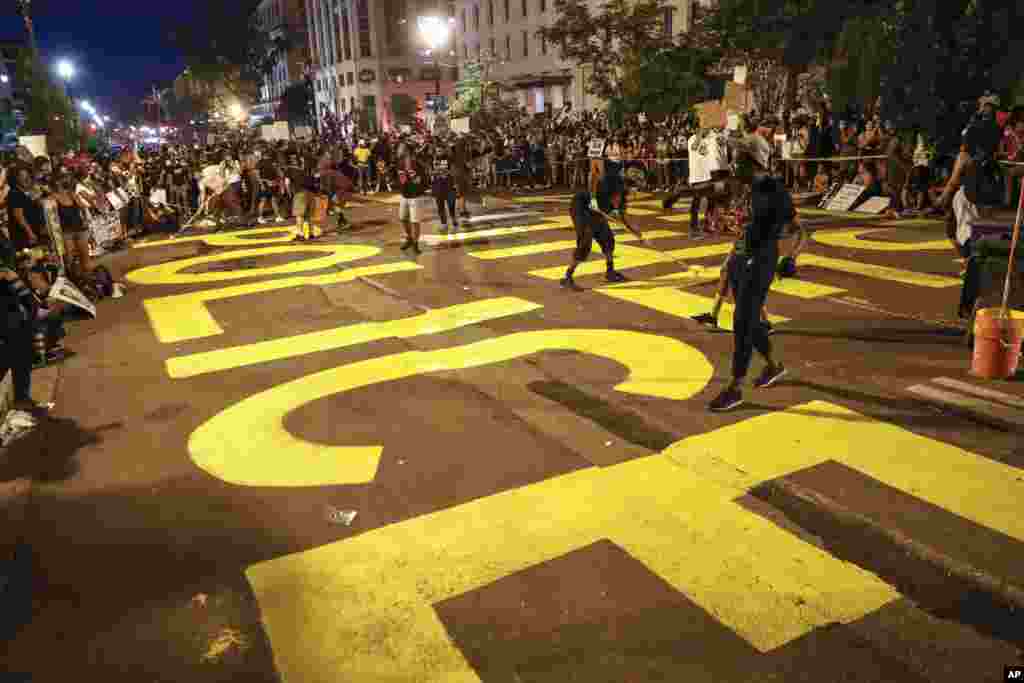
[58,200,86,234]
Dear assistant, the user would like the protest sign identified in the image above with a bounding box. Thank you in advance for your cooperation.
[50,276,96,318]
[588,138,606,158]
[825,184,866,212]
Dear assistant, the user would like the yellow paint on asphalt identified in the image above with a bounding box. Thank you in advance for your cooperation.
[640,266,845,299]
[126,245,381,285]
[467,229,679,260]
[245,401,901,682]
[188,329,713,488]
[166,297,543,378]
[812,227,950,251]
[598,283,789,330]
[136,227,298,249]
[659,213,702,223]
[800,253,959,287]
[421,216,576,246]
[528,244,675,279]
[144,261,421,343]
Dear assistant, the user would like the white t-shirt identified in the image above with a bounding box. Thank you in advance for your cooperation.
[952,186,979,246]
[689,132,728,184]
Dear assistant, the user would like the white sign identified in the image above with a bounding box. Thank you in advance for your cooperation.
[50,276,96,318]
[89,212,121,247]
[106,192,125,210]
[150,189,168,206]
[588,138,606,159]
[726,113,740,131]
[18,135,47,159]
[450,117,471,134]
[734,65,748,85]
[855,196,892,214]
[293,126,313,140]
[825,183,867,212]
[638,112,648,124]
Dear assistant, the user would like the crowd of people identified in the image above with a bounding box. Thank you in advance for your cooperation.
[1,94,1022,434]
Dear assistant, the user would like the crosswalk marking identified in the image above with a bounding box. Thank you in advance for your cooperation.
[166,298,543,379]
[597,283,789,330]
[144,261,422,343]
[468,229,679,260]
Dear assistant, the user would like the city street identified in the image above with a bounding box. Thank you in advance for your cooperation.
[2,193,1022,682]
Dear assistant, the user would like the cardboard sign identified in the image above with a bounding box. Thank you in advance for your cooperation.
[18,135,46,158]
[450,117,471,134]
[41,198,65,273]
[150,189,168,206]
[50,276,96,318]
[734,65,747,85]
[89,212,121,247]
[824,183,866,212]
[855,196,892,214]
[726,113,740,131]
[588,139,606,158]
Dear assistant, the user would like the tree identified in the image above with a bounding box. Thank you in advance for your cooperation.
[619,44,724,117]
[278,81,314,127]
[539,0,674,104]
[18,52,80,153]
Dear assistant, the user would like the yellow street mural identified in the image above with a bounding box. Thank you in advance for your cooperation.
[467,229,679,260]
[126,244,381,285]
[244,402,959,682]
[135,227,300,249]
[187,329,713,487]
[812,227,951,252]
[166,297,544,378]
[144,261,421,343]
[598,282,790,331]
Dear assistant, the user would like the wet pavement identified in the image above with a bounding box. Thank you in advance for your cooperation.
[1,191,1022,682]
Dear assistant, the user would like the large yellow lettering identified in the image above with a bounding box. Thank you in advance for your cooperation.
[245,401,935,682]
[166,297,543,378]
[187,329,714,488]
[143,261,421,343]
[126,244,381,285]
[135,227,299,249]
[812,227,950,252]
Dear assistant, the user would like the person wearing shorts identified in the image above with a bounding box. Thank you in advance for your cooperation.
[398,164,427,254]
[560,174,644,291]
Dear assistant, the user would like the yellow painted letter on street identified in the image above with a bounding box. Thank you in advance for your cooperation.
[245,401,912,683]
[126,244,381,285]
[143,261,421,343]
[188,329,713,488]
[135,227,299,249]
[812,227,950,252]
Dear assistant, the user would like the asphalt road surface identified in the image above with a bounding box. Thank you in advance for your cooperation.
[2,190,1023,682]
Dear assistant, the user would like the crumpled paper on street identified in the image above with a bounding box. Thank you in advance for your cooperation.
[202,627,248,662]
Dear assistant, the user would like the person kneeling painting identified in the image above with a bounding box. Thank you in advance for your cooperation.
[708,175,794,412]
[561,174,644,291]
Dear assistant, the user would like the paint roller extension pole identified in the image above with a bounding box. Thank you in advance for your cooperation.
[998,174,1024,345]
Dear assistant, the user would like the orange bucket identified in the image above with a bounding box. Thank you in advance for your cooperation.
[971,308,1024,379]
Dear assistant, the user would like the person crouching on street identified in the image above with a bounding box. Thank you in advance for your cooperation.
[708,175,794,412]
[561,173,644,291]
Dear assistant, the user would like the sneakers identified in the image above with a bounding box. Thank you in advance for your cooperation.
[605,270,628,283]
[708,386,744,412]
[411,242,422,254]
[560,276,583,291]
[400,239,413,251]
[753,364,787,389]
[691,312,718,328]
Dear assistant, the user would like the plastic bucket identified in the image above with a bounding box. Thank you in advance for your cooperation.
[971,308,1024,379]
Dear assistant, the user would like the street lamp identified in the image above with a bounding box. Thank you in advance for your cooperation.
[57,59,75,104]
[418,16,451,98]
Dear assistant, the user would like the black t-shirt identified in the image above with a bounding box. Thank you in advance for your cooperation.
[171,164,190,186]
[258,159,281,182]
[7,186,44,249]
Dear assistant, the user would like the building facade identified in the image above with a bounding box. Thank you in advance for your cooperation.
[451,0,697,114]
[252,0,310,123]
[304,0,458,134]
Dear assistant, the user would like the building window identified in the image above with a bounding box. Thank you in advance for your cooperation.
[488,0,494,25]
[541,32,547,55]
[461,9,467,32]
[522,30,528,57]
[473,4,479,30]
[476,43,481,57]
[505,34,511,60]
[357,0,372,58]
[663,7,673,36]
[464,43,469,58]
[522,0,527,17]
[347,72,354,85]
[540,0,546,12]
[489,37,495,56]
[504,0,510,22]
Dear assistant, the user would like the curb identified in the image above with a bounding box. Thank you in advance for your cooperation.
[755,477,1024,638]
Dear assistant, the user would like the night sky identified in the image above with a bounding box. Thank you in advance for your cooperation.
[0,1,207,123]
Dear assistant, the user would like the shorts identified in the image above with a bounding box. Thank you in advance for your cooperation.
[452,170,470,196]
[399,196,413,222]
[571,211,615,262]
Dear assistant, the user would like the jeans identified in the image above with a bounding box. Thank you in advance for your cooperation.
[1,322,33,402]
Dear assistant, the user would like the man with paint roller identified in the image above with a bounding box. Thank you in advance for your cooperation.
[560,173,644,291]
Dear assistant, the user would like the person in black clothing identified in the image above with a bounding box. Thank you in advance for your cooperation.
[397,164,428,254]
[708,175,793,412]
[1,235,40,418]
[561,174,644,291]
[430,146,459,234]
[7,166,44,250]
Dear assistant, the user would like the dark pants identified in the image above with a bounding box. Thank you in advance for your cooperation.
[435,189,457,227]
[1,323,33,402]
[728,243,779,380]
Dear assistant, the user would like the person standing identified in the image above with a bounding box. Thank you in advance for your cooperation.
[708,175,794,412]
[430,144,459,234]
[7,166,44,250]
[397,164,427,254]
[560,173,644,291]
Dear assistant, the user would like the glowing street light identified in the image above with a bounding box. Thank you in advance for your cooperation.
[56,59,74,81]
[418,16,451,97]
